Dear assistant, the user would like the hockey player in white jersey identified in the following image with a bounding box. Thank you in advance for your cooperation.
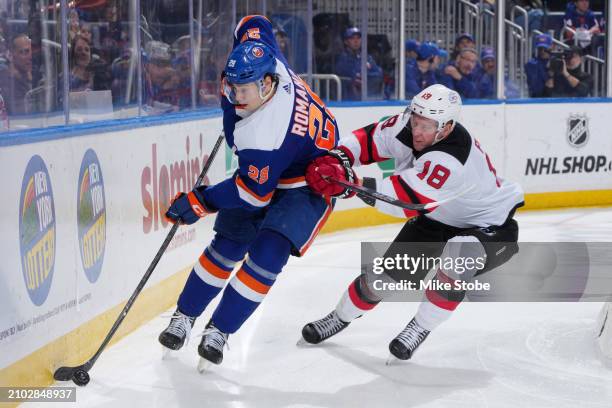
[301,84,525,361]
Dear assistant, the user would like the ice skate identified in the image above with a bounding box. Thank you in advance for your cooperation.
[387,318,430,364]
[299,311,350,345]
[197,321,229,372]
[158,309,196,357]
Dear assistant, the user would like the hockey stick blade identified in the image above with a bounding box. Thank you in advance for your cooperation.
[328,176,474,211]
[53,363,88,381]
[53,132,226,385]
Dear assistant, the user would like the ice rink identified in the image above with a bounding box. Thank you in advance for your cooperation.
[33,207,612,408]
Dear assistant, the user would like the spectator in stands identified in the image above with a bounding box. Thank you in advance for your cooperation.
[544,45,593,97]
[99,1,125,65]
[274,27,292,67]
[511,0,544,33]
[477,47,496,98]
[79,22,93,44]
[170,36,194,109]
[471,0,495,12]
[440,47,479,99]
[405,42,438,98]
[563,0,603,55]
[335,27,383,100]
[405,39,419,64]
[475,46,521,99]
[312,13,345,75]
[110,48,134,105]
[68,9,81,44]
[69,35,94,92]
[0,34,32,114]
[197,50,219,107]
[144,40,180,110]
[525,33,553,97]
[450,33,476,61]
[433,47,449,84]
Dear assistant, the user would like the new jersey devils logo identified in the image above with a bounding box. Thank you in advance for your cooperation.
[252,46,264,58]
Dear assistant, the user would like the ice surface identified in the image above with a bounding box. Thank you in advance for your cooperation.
[31,208,612,407]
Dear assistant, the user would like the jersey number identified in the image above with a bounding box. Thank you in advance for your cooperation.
[416,161,451,189]
[298,77,337,151]
[380,115,398,129]
[248,165,269,184]
[309,103,336,150]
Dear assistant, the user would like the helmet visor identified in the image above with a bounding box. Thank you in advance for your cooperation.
[409,114,438,134]
[222,77,239,105]
[222,77,263,106]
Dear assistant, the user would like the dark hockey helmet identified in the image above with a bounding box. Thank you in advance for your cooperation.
[223,41,276,85]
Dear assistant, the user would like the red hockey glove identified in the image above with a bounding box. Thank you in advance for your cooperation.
[306,149,357,198]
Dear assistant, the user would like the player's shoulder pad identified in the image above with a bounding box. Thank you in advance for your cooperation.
[416,122,472,165]
[377,110,410,135]
[234,15,274,44]
[415,150,464,173]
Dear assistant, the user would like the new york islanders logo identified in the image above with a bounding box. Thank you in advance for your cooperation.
[19,155,56,306]
[252,46,264,58]
[77,149,106,283]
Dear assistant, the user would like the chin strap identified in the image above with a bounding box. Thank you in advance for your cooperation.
[432,130,447,145]
[258,76,278,102]
[432,121,456,145]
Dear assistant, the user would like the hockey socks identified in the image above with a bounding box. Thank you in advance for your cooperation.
[415,268,462,331]
[177,237,247,317]
[335,277,379,323]
[414,297,454,332]
[211,230,291,334]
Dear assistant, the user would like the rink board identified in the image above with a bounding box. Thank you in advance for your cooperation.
[0,116,225,390]
[1,100,612,391]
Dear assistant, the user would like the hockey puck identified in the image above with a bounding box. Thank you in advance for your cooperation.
[72,369,90,386]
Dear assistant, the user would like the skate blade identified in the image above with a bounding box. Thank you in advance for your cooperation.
[385,354,399,366]
[197,358,212,373]
[161,346,173,360]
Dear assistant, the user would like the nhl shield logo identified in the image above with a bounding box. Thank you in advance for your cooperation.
[566,114,589,148]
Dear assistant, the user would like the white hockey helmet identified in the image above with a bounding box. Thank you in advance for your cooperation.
[408,84,462,132]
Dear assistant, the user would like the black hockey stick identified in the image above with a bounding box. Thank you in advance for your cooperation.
[53,132,225,386]
[328,176,474,211]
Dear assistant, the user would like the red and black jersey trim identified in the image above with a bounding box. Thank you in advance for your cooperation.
[390,175,437,218]
[352,122,387,164]
[396,176,429,216]
[395,126,414,150]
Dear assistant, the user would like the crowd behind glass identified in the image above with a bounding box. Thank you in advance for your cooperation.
[0,0,606,132]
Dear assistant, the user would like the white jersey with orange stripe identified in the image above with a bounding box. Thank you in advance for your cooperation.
[339,114,524,228]
[201,15,340,211]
